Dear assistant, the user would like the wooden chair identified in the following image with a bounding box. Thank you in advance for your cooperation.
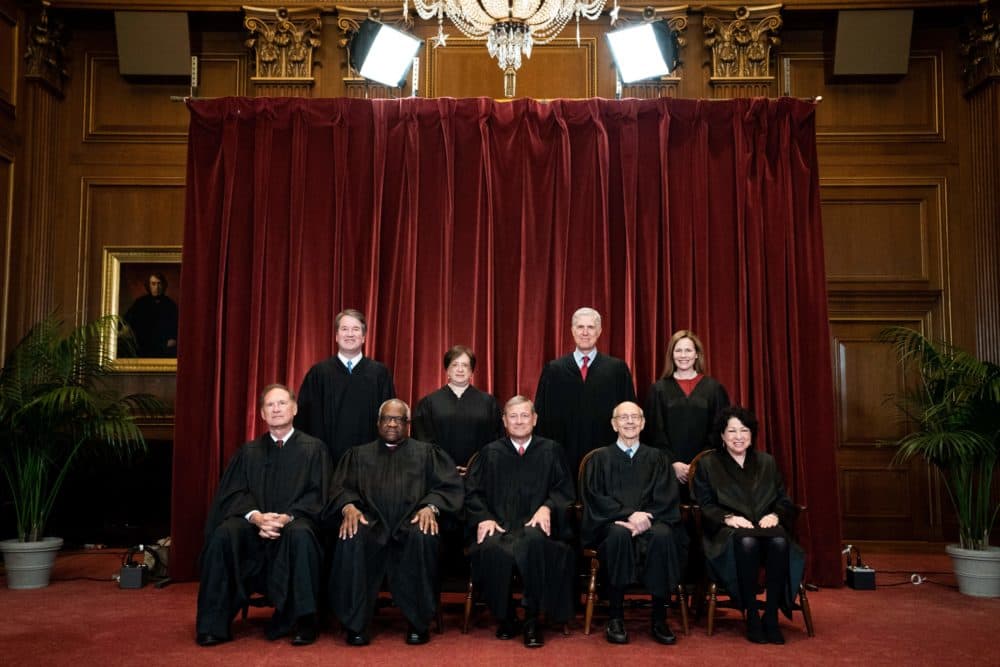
[461,450,570,635]
[687,449,815,637]
[578,448,690,636]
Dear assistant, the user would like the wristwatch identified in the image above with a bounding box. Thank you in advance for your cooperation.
[426,503,440,516]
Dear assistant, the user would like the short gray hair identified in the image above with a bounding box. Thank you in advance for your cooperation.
[571,307,602,328]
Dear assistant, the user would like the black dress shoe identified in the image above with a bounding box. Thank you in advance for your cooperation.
[291,616,318,646]
[651,619,677,645]
[605,617,629,644]
[405,624,430,645]
[523,620,544,648]
[746,611,767,644]
[195,633,228,647]
[763,615,785,645]
[496,618,522,640]
[345,629,370,646]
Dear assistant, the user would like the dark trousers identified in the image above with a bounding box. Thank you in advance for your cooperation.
[196,516,323,638]
[733,533,790,618]
[472,526,574,623]
[329,522,439,633]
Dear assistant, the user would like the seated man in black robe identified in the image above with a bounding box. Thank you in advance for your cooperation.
[581,401,687,646]
[328,399,464,646]
[465,395,575,648]
[196,384,331,647]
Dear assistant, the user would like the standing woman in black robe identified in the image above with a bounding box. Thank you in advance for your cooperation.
[412,345,502,473]
[692,406,805,645]
[644,330,729,494]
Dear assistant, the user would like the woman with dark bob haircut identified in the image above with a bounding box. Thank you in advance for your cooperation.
[692,406,805,644]
[412,345,502,472]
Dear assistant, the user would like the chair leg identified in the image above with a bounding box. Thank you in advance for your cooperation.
[562,622,570,636]
[462,577,474,634]
[676,584,689,636]
[799,584,815,637]
[584,557,599,635]
[707,582,718,636]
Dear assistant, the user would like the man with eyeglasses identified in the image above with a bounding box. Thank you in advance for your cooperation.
[328,399,463,647]
[196,384,331,647]
[581,401,687,646]
[464,395,576,648]
[296,308,396,463]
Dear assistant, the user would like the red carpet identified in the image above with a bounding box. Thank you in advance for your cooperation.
[2,549,998,666]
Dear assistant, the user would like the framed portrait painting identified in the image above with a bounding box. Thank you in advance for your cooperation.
[101,246,182,372]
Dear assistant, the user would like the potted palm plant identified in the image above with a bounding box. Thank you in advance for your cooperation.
[881,326,1000,597]
[0,315,161,589]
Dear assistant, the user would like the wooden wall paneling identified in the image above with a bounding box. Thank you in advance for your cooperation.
[780,50,944,143]
[0,150,12,356]
[83,51,247,142]
[77,177,186,322]
[830,317,940,541]
[0,2,18,117]
[821,177,946,293]
[425,36,599,99]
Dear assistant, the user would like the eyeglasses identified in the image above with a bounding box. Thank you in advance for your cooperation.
[379,415,409,425]
[614,414,643,422]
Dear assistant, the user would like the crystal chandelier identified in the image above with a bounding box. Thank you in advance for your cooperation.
[406,0,608,96]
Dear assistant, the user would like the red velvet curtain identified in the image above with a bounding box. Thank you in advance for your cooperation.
[173,96,842,587]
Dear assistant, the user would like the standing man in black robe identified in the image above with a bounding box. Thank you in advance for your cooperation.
[329,399,464,646]
[196,384,331,647]
[581,401,686,646]
[295,308,395,463]
[465,395,575,648]
[534,307,636,476]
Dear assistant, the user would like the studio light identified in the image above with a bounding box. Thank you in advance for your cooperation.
[606,21,676,84]
[349,19,421,87]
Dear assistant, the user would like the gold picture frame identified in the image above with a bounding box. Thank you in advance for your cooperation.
[101,246,182,372]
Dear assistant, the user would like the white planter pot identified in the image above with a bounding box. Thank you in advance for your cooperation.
[945,544,1000,598]
[0,537,64,589]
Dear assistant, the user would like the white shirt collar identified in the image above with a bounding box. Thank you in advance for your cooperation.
[338,352,363,368]
[574,349,596,367]
[271,427,295,443]
[616,440,639,455]
[511,436,533,451]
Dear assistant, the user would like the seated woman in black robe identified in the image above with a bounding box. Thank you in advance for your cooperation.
[692,406,805,645]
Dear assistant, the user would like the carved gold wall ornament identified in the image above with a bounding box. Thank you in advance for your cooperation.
[960,0,1000,93]
[243,5,323,85]
[703,4,782,85]
[612,5,688,99]
[337,6,414,99]
[24,1,68,96]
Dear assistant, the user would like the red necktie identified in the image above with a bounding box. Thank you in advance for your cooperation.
[518,445,525,456]
[580,355,589,381]
[275,439,284,448]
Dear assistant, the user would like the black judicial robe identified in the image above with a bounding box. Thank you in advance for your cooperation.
[692,448,805,615]
[295,355,395,463]
[464,436,575,622]
[581,444,687,592]
[644,375,730,464]
[327,438,464,631]
[197,431,331,636]
[122,293,178,358]
[534,352,636,475]
[412,385,502,468]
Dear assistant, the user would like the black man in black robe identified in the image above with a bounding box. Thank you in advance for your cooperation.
[328,399,464,646]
